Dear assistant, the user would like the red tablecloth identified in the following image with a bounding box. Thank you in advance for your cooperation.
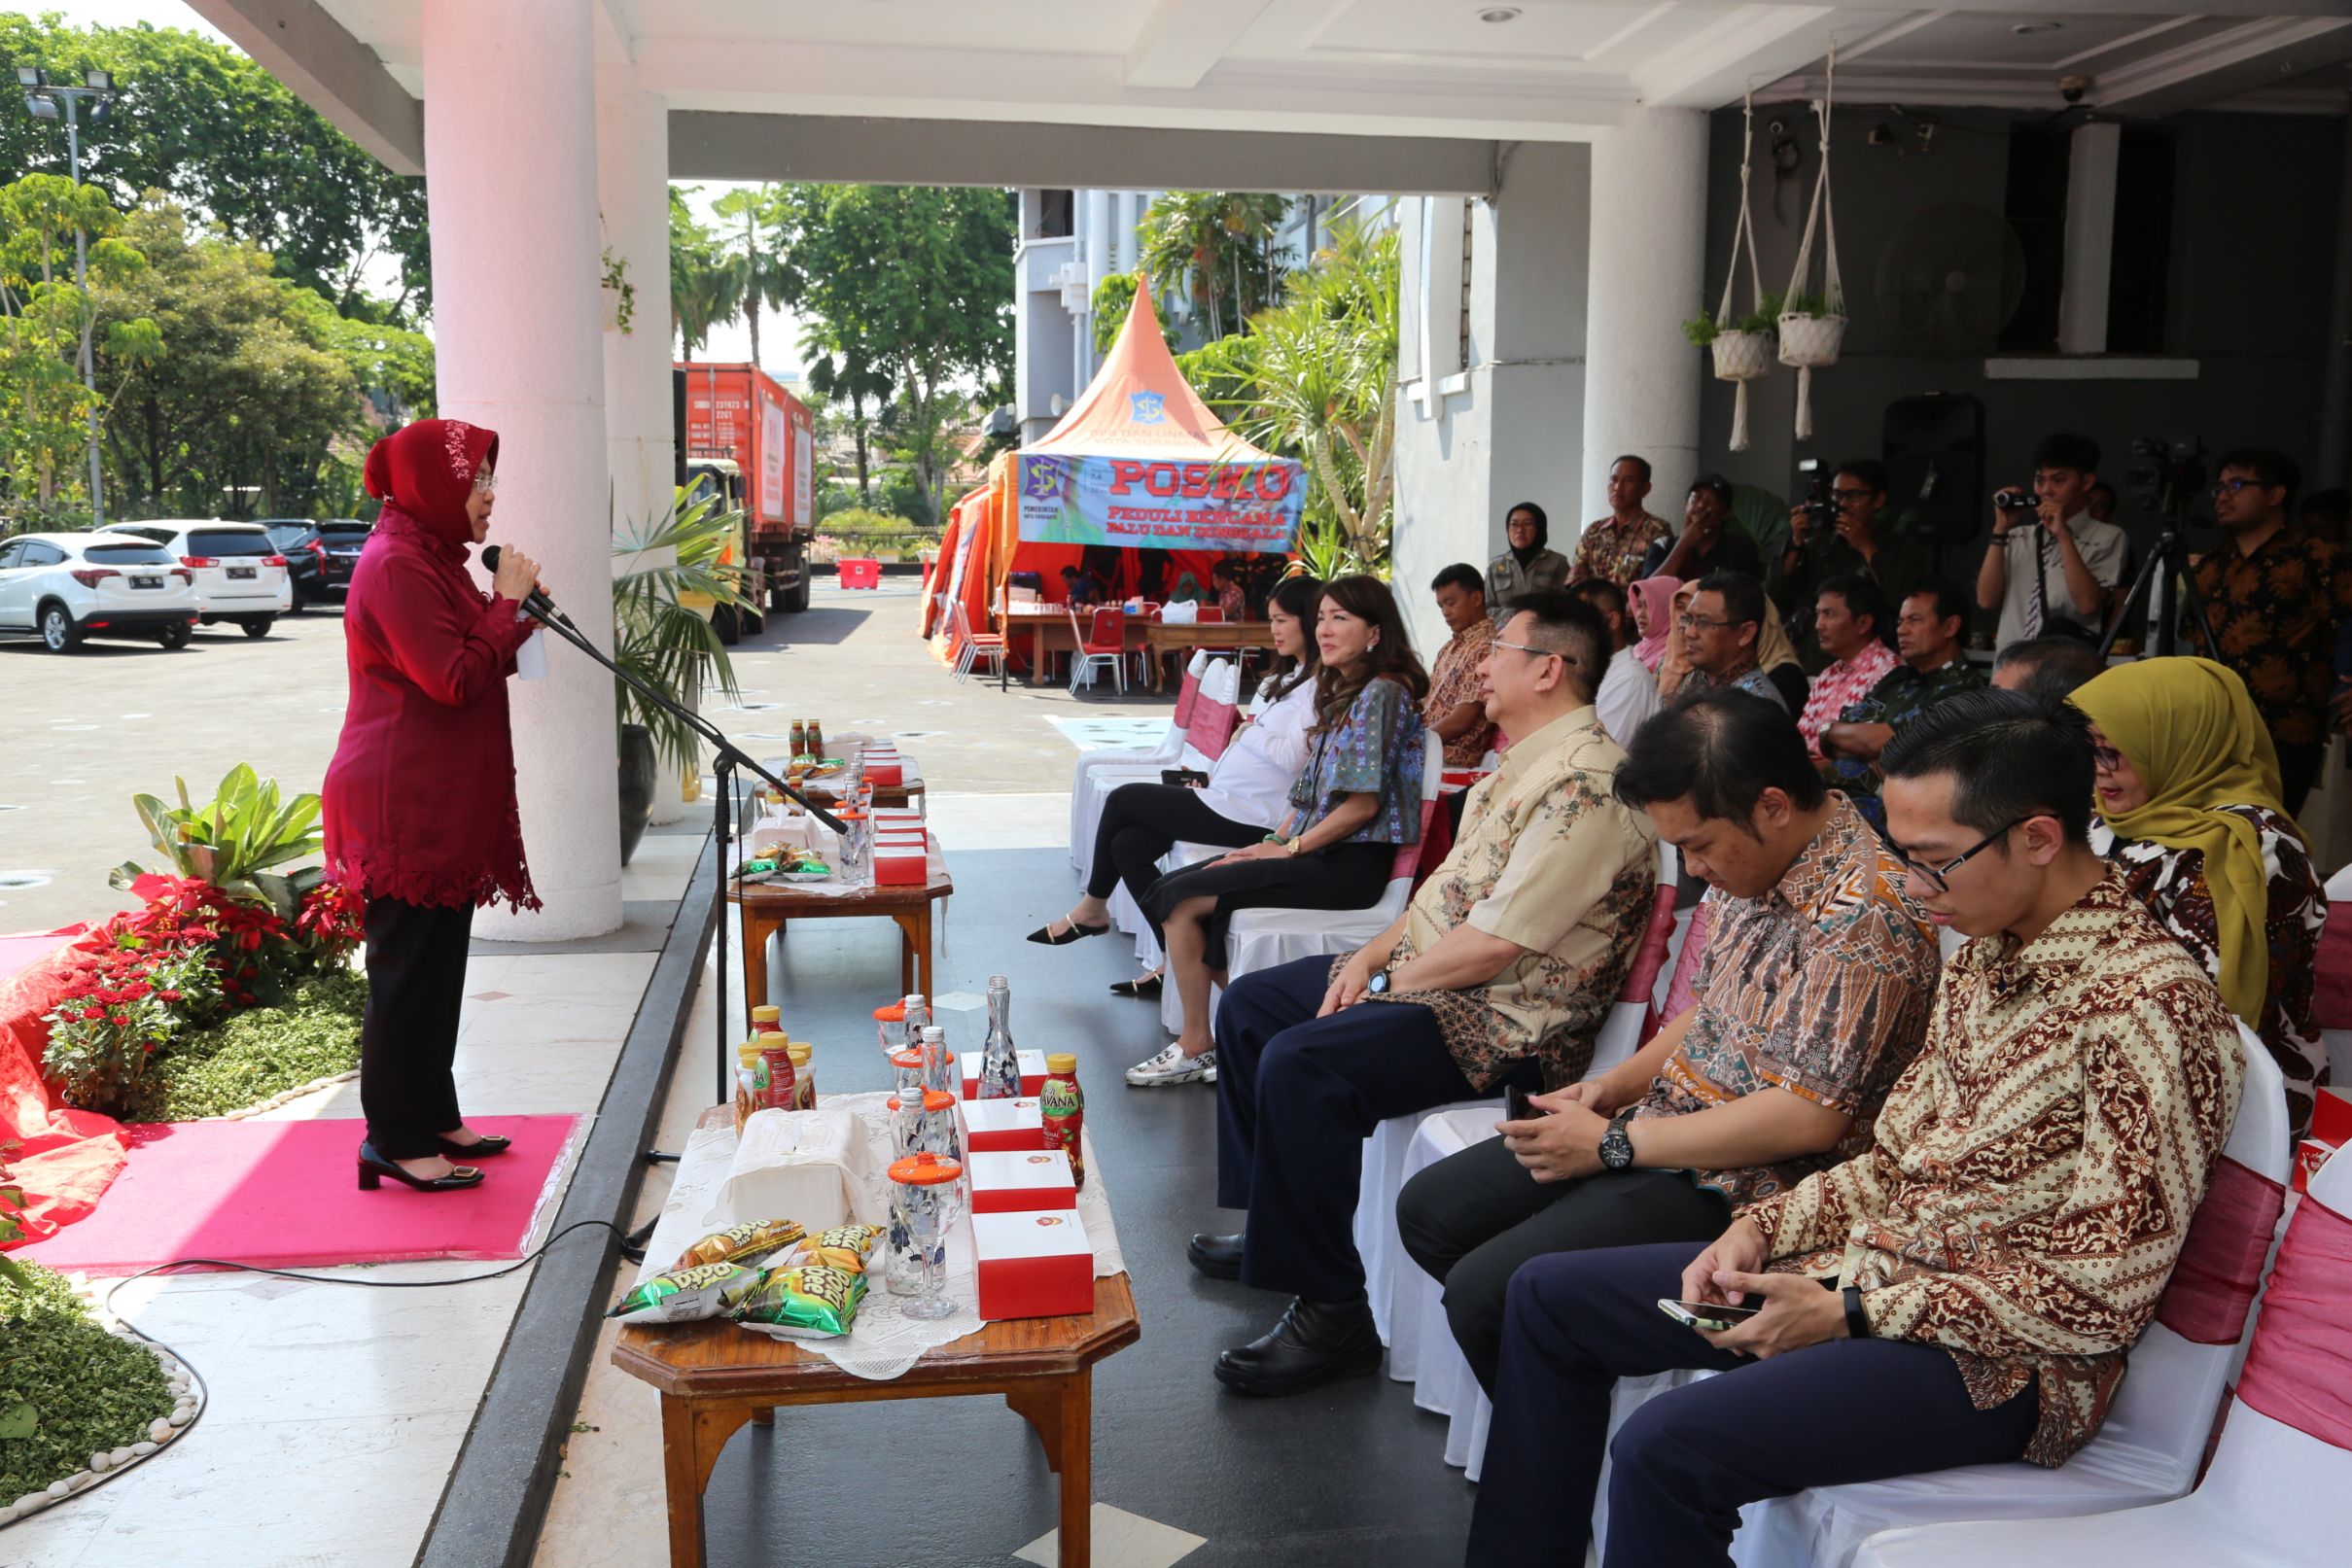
[0,927,130,1248]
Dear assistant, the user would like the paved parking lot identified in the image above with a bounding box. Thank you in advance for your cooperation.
[0,577,1165,933]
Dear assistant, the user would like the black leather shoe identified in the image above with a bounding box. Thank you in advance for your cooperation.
[437,1132,510,1160]
[1213,1297,1383,1396]
[1109,973,1164,999]
[1186,1232,1244,1280]
[1024,918,1109,946]
[357,1142,484,1193]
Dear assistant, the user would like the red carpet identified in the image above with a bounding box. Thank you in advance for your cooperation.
[18,1114,580,1275]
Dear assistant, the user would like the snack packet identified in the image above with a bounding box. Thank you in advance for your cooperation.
[672,1217,807,1272]
[606,1262,765,1323]
[787,1223,883,1272]
[729,1264,867,1340]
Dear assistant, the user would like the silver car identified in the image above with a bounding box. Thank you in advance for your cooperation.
[112,520,295,638]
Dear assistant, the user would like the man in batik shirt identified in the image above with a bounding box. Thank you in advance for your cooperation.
[1467,691,2241,1568]
[1569,455,1675,586]
[1422,563,1498,768]
[1821,581,1987,831]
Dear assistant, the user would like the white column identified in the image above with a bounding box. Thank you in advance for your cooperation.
[423,0,621,941]
[2057,122,2120,355]
[1114,192,1139,273]
[1582,107,1706,527]
[598,66,685,823]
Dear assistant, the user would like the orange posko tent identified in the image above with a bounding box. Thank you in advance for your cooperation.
[929,283,1303,671]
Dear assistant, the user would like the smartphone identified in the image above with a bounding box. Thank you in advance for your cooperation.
[1657,1298,1762,1333]
[1504,1084,1540,1122]
[1161,768,1211,788]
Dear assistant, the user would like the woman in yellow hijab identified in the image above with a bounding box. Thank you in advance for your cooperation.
[2071,656,2326,1143]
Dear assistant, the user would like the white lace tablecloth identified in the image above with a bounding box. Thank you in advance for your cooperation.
[631,1091,1124,1380]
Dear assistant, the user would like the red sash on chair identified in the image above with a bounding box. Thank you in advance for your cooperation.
[2155,1157,2287,1346]
[2234,1186,2352,1449]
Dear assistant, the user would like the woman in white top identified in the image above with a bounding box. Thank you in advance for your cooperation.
[1030,575,1323,999]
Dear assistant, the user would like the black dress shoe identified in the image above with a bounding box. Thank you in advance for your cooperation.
[1186,1232,1244,1280]
[437,1132,510,1160]
[1109,973,1164,999]
[1213,1298,1382,1397]
[357,1142,484,1193]
[1024,919,1109,946]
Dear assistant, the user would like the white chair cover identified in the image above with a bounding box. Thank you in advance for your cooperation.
[1070,650,1217,874]
[1727,1021,2290,1568]
[1854,1141,2352,1568]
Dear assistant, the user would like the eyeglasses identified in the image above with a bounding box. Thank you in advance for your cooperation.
[1889,817,2028,892]
[1492,636,1574,669]
[472,468,499,496]
[1676,613,1734,631]
[2213,477,2271,497]
[1830,487,1876,503]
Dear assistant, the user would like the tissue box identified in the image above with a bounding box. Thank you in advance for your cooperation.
[960,1096,1045,1152]
[872,807,923,832]
[706,1104,878,1233]
[861,749,905,786]
[874,834,929,887]
[968,1149,1075,1213]
[961,1049,1047,1099]
[973,1209,1093,1319]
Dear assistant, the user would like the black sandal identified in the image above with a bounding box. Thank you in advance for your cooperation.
[1109,974,1164,998]
[1025,919,1109,946]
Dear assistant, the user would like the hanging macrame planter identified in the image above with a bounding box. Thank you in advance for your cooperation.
[1708,91,1773,452]
[1778,43,1846,440]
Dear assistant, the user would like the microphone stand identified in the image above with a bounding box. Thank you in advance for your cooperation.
[512,600,847,1257]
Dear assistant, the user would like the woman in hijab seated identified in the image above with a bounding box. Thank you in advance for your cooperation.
[1485,501,1570,620]
[2072,656,2328,1146]
[1628,575,1680,674]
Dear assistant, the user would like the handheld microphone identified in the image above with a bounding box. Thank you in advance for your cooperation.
[480,546,575,630]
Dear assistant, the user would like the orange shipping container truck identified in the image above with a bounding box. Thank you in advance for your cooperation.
[674,362,818,635]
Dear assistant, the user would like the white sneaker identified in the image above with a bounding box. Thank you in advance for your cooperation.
[1126,1044,1214,1087]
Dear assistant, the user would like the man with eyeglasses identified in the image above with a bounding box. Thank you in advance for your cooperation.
[1463,690,2242,1568]
[1976,432,2128,646]
[1677,572,1788,712]
[2181,446,2352,813]
[1397,686,1939,1397]
[1774,458,1929,665]
[1197,592,1659,1396]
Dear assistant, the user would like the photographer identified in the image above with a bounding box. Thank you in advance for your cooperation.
[1774,458,1928,665]
[2185,447,2352,814]
[1975,433,2128,645]
[1639,475,1765,583]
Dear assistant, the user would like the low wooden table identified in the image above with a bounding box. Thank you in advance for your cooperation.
[724,853,953,1011]
[1141,620,1275,690]
[614,1109,1141,1568]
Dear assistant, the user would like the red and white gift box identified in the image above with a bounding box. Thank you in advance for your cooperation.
[959,1096,1045,1152]
[860,748,905,787]
[2295,1089,2352,1195]
[873,832,929,887]
[972,1208,1093,1319]
[961,1049,1047,1099]
[966,1148,1076,1213]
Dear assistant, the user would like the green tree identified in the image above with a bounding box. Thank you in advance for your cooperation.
[1089,272,1181,356]
[0,14,431,321]
[799,316,893,505]
[0,173,158,518]
[92,201,365,517]
[667,188,742,360]
[773,184,1013,523]
[711,184,790,370]
[1179,223,1399,570]
[1140,191,1290,342]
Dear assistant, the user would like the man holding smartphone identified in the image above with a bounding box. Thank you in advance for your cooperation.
[1396,687,1940,1394]
[1464,692,2244,1568]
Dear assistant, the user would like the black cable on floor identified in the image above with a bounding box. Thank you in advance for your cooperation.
[1,1220,626,1529]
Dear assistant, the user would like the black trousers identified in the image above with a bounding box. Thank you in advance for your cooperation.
[1213,957,1538,1303]
[2277,738,2322,817]
[1396,1133,1730,1393]
[360,895,474,1160]
[1468,1241,2038,1568]
[1084,782,1264,945]
[1146,840,1393,972]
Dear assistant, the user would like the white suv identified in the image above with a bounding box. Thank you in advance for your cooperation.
[0,532,200,652]
[113,520,294,637]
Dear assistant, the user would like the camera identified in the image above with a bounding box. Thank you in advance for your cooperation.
[2127,436,2206,525]
[1795,458,1839,535]
[1993,485,2037,513]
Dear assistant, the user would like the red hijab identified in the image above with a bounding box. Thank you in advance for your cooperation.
[363,419,499,555]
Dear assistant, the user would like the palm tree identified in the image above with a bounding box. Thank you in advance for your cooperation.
[1140,192,1291,341]
[712,185,790,370]
[801,319,895,505]
[668,189,743,360]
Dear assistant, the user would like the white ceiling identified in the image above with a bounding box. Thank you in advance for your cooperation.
[305,2,2352,139]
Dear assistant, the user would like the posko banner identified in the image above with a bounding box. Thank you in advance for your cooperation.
[1016,453,1304,554]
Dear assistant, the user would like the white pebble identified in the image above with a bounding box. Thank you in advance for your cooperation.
[15,1490,47,1512]
[88,1451,110,1473]
[47,1479,71,1498]
[110,1446,133,1466]
[131,1441,157,1456]
[0,1504,17,1525]
[149,1417,173,1443]
[166,1409,192,1427]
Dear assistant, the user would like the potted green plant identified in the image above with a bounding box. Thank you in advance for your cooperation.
[612,489,749,863]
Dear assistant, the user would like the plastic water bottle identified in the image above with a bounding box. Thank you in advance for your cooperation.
[977,975,1020,1099]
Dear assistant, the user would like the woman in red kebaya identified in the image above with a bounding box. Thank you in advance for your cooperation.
[324,419,543,1194]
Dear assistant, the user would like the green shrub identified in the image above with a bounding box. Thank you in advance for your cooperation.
[0,1260,174,1504]
[118,968,368,1124]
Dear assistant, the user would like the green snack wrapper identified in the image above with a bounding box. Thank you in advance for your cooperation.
[607,1262,766,1323]
[673,1217,807,1272]
[787,1223,883,1273]
[729,1264,867,1340]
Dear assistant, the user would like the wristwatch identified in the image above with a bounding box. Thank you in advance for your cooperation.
[1843,1285,1872,1340]
[1366,970,1389,996]
[1597,1111,1636,1171]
